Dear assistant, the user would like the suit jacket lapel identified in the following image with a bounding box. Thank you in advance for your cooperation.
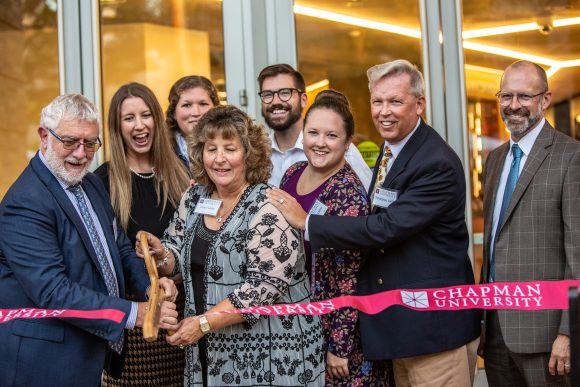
[367,146,383,196]
[499,123,552,231]
[383,120,428,188]
[30,154,112,283]
[483,142,509,250]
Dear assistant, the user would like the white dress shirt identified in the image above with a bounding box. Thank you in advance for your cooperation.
[380,118,421,175]
[490,118,545,253]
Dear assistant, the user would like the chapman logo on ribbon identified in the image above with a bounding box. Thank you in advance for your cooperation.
[3,281,580,324]
[431,283,543,309]
[401,291,429,308]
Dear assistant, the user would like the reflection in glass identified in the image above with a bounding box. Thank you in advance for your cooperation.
[295,1,422,151]
[99,0,225,156]
[0,1,59,198]
[462,0,580,282]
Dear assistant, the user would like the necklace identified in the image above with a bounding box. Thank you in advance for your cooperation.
[215,184,248,223]
[130,167,155,179]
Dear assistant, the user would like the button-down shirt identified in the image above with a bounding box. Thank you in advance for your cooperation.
[381,118,421,174]
[490,118,545,252]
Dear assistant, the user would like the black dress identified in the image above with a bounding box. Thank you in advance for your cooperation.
[95,162,186,386]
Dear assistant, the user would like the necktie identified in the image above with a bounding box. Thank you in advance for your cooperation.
[69,184,124,353]
[489,144,523,282]
[371,146,392,206]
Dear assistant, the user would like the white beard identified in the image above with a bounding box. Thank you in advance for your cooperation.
[45,141,90,185]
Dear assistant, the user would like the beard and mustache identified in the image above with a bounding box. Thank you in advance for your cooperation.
[45,140,90,186]
[262,102,303,132]
[500,99,543,139]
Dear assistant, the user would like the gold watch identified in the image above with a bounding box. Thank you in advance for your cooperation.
[199,315,211,334]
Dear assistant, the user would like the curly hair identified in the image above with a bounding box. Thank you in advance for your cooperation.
[189,105,272,191]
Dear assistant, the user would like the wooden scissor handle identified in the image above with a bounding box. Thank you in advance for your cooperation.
[141,232,165,342]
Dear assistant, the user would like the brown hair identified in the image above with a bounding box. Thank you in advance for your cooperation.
[107,82,189,230]
[305,89,355,139]
[189,105,272,192]
[257,64,306,92]
[166,75,219,150]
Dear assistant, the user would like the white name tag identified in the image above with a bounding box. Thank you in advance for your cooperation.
[194,198,222,216]
[372,187,398,209]
[309,199,328,215]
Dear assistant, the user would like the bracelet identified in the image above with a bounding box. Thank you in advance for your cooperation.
[156,246,170,268]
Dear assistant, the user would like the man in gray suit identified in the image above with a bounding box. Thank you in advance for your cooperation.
[481,60,580,386]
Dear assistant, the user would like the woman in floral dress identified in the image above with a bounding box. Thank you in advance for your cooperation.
[138,105,324,386]
[278,90,391,386]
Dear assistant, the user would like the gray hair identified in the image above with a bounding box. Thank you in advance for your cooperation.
[40,93,100,131]
[367,59,425,97]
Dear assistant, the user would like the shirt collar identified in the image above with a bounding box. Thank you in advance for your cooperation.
[383,117,421,158]
[269,130,304,153]
[509,117,545,157]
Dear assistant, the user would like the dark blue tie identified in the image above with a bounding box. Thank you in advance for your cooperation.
[489,144,523,282]
[69,184,124,353]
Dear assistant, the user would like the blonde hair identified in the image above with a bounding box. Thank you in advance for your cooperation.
[107,83,189,230]
[367,59,424,96]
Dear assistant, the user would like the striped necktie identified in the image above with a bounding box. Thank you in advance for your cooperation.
[69,184,124,354]
[371,146,392,206]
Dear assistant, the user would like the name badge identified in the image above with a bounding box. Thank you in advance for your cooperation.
[309,200,328,215]
[194,198,222,216]
[372,187,398,209]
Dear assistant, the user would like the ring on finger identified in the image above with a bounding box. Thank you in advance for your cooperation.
[279,198,285,204]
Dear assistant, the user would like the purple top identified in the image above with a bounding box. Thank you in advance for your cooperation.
[281,165,327,282]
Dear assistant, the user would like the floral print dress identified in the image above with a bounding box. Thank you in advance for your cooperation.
[162,183,325,386]
[281,162,391,387]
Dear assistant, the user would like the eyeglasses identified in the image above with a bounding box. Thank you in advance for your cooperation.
[495,91,547,107]
[258,88,302,104]
[46,128,102,153]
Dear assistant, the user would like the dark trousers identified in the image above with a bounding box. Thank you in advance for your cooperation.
[484,310,569,387]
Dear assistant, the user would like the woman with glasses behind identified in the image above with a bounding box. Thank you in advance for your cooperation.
[95,82,190,386]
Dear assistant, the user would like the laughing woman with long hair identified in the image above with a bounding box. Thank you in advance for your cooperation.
[95,82,190,386]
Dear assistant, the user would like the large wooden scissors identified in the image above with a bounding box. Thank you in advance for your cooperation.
[140,232,167,342]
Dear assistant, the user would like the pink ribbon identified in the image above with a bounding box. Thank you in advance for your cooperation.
[223,280,580,316]
[2,280,579,324]
[0,308,126,324]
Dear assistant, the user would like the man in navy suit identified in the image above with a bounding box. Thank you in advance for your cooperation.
[0,94,177,386]
[268,59,480,386]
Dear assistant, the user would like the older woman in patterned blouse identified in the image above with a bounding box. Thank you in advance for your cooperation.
[269,90,391,386]
[137,105,324,387]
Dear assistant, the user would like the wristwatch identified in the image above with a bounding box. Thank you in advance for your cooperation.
[199,315,211,334]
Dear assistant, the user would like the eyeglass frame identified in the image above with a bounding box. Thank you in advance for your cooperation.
[495,90,547,107]
[45,127,102,153]
[258,88,303,104]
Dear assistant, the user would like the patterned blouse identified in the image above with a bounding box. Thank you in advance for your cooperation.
[281,162,369,357]
[163,183,324,386]
[281,162,390,387]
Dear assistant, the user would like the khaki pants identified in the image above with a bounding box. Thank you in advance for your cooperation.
[393,337,479,387]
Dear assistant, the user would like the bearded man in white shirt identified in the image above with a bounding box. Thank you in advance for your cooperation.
[257,63,372,189]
